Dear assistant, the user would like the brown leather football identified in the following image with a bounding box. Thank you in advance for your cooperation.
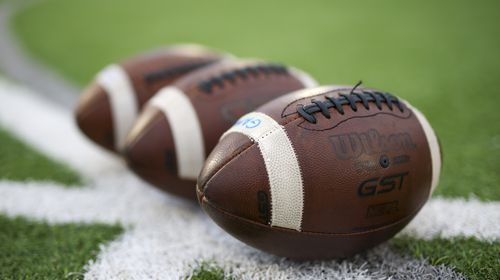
[197,85,442,259]
[124,59,317,200]
[75,44,226,153]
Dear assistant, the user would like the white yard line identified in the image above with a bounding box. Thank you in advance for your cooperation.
[0,77,485,279]
[403,197,500,242]
[1,178,498,242]
[0,77,120,179]
[0,178,198,227]
[84,230,466,280]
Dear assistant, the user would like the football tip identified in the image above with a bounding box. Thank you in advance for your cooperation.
[124,105,200,200]
[75,82,116,152]
[124,106,167,168]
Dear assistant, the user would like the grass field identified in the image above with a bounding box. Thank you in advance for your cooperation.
[392,237,499,280]
[0,215,122,279]
[0,128,81,186]
[1,0,499,279]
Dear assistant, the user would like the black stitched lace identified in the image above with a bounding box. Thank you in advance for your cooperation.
[144,61,215,83]
[198,64,288,94]
[297,89,404,124]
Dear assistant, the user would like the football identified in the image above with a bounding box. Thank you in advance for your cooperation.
[75,44,226,153]
[197,85,442,259]
[124,59,317,200]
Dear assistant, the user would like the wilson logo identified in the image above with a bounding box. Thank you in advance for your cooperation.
[329,129,416,160]
[358,172,409,197]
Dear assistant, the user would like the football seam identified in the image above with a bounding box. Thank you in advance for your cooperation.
[200,140,256,193]
[297,111,414,132]
[202,195,423,236]
[123,110,166,158]
[143,59,218,83]
[75,89,111,122]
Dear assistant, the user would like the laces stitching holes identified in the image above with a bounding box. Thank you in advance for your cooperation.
[297,104,316,123]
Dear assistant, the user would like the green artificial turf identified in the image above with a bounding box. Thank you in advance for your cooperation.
[12,0,500,201]
[0,127,82,186]
[187,261,232,280]
[0,214,122,279]
[392,236,500,280]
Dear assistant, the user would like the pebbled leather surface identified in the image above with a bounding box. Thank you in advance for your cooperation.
[201,143,272,224]
[198,85,437,258]
[197,132,254,188]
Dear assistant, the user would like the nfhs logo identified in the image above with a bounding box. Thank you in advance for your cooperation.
[234,116,262,129]
[329,129,416,160]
